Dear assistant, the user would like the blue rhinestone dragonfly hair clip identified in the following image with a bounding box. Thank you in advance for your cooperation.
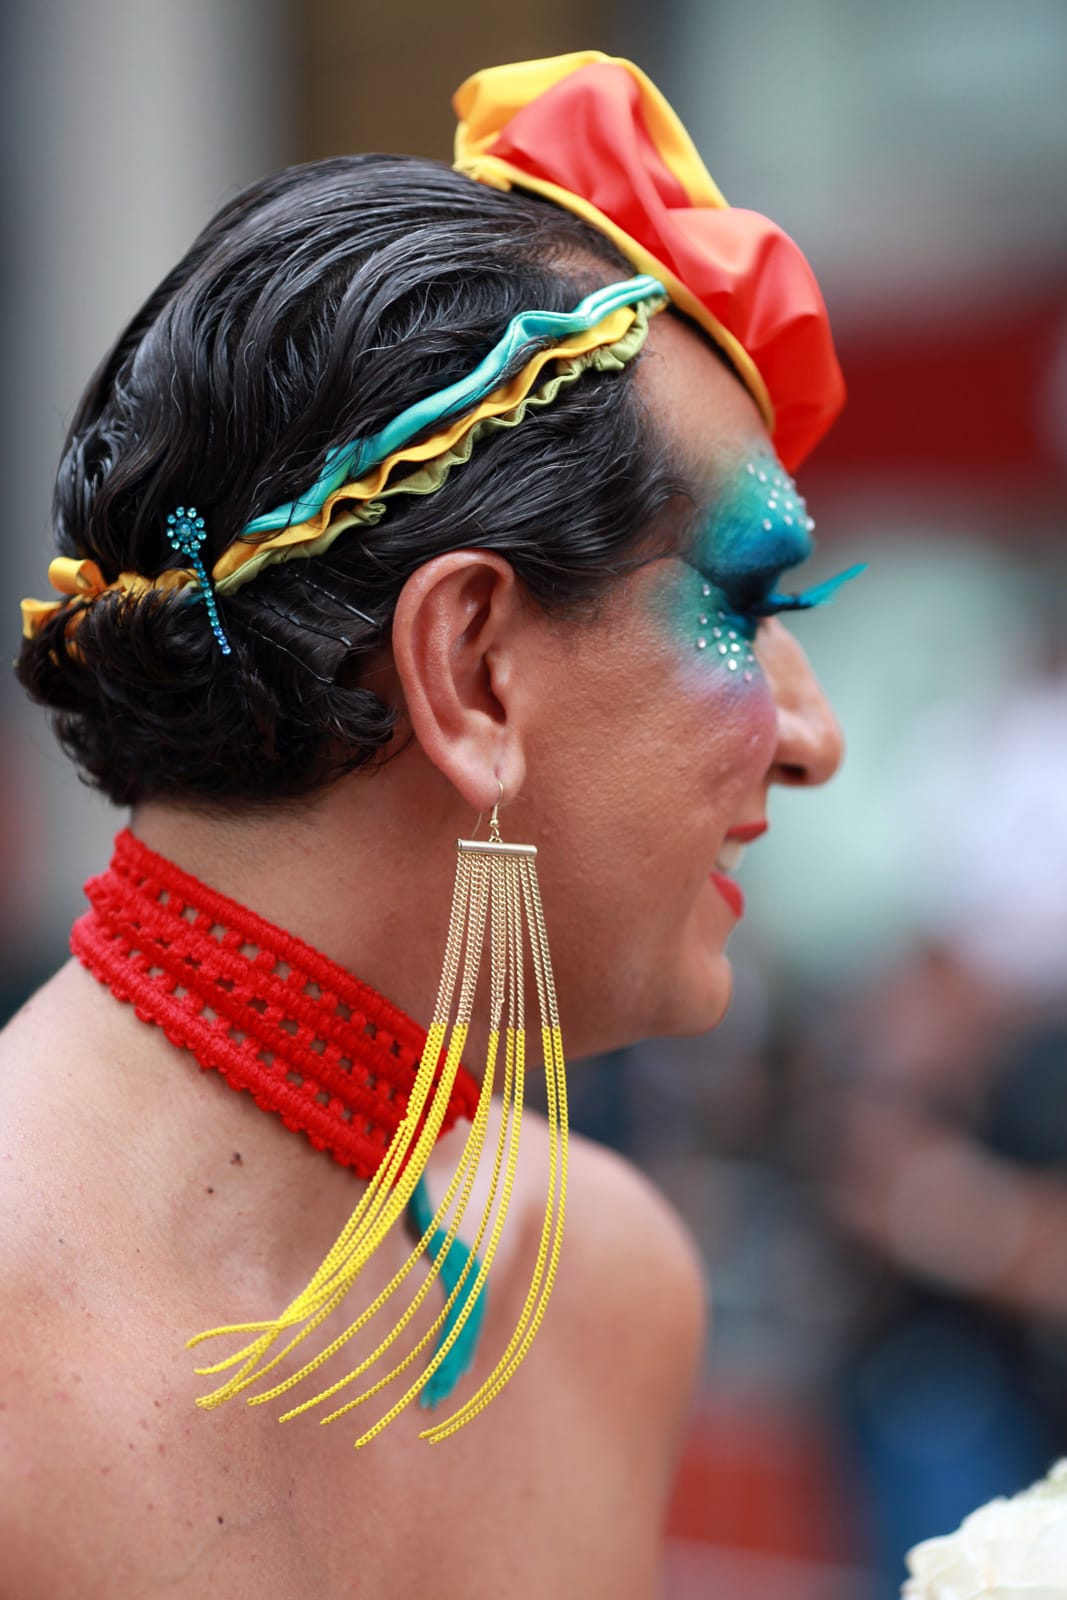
[165,507,231,656]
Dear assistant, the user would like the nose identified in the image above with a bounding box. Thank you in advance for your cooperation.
[757,619,844,788]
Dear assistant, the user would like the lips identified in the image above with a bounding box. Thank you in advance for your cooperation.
[709,820,767,918]
[710,871,745,918]
[725,821,768,844]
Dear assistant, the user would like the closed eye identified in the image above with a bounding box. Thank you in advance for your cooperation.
[679,556,788,621]
[680,555,866,620]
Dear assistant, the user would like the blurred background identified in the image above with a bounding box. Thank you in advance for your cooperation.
[2,2,1065,1595]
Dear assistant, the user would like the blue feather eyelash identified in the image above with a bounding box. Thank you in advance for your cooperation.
[748,562,867,617]
[684,449,867,626]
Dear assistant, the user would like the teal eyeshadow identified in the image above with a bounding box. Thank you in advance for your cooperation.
[693,453,815,609]
[662,453,863,668]
[688,582,760,677]
[659,452,818,679]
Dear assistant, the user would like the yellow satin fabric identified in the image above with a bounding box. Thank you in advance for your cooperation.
[453,51,775,432]
[454,51,728,210]
[20,558,195,639]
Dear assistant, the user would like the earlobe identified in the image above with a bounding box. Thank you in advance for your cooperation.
[391,551,528,811]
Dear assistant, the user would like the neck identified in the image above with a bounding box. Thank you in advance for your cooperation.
[131,769,515,1081]
[132,765,462,1030]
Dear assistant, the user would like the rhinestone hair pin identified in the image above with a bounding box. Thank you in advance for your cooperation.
[165,506,231,656]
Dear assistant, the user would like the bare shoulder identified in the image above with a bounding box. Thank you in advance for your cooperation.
[0,1184,85,1594]
[516,1110,708,1419]
[0,967,144,1598]
[0,1257,89,1600]
[434,1099,708,1423]
[0,996,73,1591]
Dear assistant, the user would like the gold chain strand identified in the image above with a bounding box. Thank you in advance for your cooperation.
[270,1029,502,1422]
[422,849,542,1441]
[248,1008,501,1412]
[337,847,527,1438]
[304,847,480,1271]
[310,854,489,1272]
[189,849,482,1401]
[214,843,503,1437]
[329,854,528,1441]
[288,849,478,1298]
[289,859,493,1339]
[276,846,512,1426]
[331,854,491,1263]
[187,812,567,1445]
[251,859,506,1411]
[189,902,476,1401]
[431,854,568,1435]
[424,851,568,1440]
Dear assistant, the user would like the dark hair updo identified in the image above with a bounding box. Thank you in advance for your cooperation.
[16,156,686,807]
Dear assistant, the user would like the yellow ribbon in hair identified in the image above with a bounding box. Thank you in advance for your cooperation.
[20,558,195,639]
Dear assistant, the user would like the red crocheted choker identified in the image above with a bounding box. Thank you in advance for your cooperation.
[73,829,480,1177]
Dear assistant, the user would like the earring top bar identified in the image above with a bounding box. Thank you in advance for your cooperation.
[457,839,537,858]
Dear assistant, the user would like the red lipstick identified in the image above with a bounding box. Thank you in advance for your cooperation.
[710,871,745,918]
[725,821,768,843]
[710,821,767,917]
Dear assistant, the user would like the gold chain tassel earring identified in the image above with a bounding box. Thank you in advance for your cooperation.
[186,789,568,1447]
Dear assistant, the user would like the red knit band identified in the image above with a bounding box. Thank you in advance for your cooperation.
[73,829,480,1177]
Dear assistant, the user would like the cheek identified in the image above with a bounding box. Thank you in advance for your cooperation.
[649,562,772,724]
[690,666,778,803]
[691,591,760,682]
[637,565,779,807]
[651,560,760,672]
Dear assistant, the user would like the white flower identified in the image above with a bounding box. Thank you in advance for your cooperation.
[903,1460,1067,1597]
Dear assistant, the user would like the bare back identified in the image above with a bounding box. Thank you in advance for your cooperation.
[0,963,705,1600]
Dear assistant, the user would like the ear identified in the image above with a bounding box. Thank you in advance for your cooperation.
[391,551,531,812]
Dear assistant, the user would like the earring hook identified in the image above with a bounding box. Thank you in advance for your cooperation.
[488,779,504,843]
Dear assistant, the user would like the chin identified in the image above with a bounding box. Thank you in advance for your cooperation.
[666,952,734,1038]
[562,952,734,1058]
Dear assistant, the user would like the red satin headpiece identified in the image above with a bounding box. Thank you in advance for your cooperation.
[454,52,845,470]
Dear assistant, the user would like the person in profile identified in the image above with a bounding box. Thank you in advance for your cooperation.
[2,53,849,1598]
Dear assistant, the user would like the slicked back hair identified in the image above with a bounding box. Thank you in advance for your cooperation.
[17,155,688,806]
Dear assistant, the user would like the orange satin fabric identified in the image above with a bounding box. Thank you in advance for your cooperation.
[455,52,846,470]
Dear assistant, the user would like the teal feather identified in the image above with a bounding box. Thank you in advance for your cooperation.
[758,561,867,614]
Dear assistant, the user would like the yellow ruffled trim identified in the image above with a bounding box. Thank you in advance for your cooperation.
[20,298,660,637]
[212,299,650,593]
